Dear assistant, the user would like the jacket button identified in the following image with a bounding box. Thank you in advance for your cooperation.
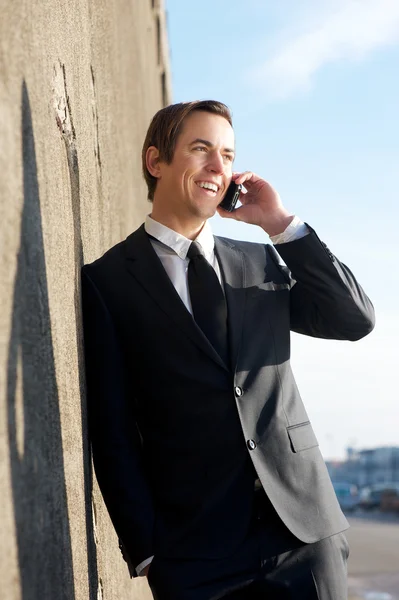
[234,386,243,397]
[247,439,256,450]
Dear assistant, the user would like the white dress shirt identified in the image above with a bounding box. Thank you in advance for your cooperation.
[135,214,309,575]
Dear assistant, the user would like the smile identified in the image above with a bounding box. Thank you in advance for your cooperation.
[196,181,220,194]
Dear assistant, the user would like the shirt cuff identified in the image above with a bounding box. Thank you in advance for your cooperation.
[136,555,154,576]
[269,216,309,245]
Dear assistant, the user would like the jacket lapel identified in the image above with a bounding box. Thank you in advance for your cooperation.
[214,237,246,372]
[124,225,228,371]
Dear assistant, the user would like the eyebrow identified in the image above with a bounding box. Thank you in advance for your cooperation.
[189,138,235,155]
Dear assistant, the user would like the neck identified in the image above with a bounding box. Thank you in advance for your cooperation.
[150,207,206,240]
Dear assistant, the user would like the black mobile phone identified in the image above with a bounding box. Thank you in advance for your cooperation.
[219,182,242,212]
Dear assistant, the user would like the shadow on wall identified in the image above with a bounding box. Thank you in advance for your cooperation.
[6,79,76,598]
[5,80,97,599]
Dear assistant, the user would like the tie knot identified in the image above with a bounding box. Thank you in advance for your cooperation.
[187,241,204,260]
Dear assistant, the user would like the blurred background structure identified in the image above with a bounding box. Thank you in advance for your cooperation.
[0,1,170,599]
[327,446,399,489]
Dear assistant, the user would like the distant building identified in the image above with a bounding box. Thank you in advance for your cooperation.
[326,446,399,487]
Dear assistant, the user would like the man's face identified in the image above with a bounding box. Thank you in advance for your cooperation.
[155,111,235,221]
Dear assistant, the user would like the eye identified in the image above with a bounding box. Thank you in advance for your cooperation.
[193,146,207,152]
[224,154,234,162]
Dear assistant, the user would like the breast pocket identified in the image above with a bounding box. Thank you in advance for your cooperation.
[287,421,319,452]
[253,282,291,295]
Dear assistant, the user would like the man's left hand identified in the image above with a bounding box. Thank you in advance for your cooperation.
[217,172,294,237]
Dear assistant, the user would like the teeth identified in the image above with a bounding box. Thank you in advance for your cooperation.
[197,182,218,192]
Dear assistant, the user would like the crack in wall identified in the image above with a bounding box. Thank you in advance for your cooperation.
[90,65,102,172]
[53,60,75,144]
[97,577,103,600]
[89,64,105,245]
[52,60,81,267]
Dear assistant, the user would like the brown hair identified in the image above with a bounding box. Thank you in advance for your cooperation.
[142,100,233,200]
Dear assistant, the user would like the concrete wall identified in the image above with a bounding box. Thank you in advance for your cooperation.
[0,1,171,598]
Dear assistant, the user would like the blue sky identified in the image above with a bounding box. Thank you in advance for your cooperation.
[164,0,399,459]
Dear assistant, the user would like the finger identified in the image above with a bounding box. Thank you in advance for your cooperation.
[233,171,252,184]
[235,171,263,187]
[216,206,235,219]
[238,191,251,205]
[216,205,246,221]
[231,172,242,183]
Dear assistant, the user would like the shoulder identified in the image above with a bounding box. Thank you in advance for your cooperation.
[215,235,290,284]
[81,239,126,290]
[215,235,280,262]
[85,239,124,268]
[82,224,144,278]
[81,225,147,298]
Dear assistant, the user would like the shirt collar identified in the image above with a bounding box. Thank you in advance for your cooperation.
[145,215,215,260]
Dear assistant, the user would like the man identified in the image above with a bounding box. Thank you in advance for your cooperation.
[81,100,374,600]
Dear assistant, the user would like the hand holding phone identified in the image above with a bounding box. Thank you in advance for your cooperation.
[218,171,292,236]
[218,181,242,212]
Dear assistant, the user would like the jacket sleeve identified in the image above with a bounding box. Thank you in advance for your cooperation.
[81,266,155,573]
[272,225,375,341]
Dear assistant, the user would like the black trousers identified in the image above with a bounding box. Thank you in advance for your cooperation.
[147,489,349,600]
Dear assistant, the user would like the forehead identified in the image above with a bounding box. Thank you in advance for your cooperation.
[178,111,235,147]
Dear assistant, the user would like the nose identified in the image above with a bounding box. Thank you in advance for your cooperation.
[206,150,224,174]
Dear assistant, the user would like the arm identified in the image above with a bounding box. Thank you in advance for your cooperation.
[81,267,155,573]
[218,171,375,341]
[271,227,375,340]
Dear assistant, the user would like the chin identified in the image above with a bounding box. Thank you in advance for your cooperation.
[192,200,218,220]
[197,207,217,220]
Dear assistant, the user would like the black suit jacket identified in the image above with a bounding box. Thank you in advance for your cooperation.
[81,224,374,571]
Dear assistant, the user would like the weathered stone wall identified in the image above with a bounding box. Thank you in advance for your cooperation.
[0,1,170,598]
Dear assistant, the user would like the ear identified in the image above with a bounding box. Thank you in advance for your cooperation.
[146,146,162,179]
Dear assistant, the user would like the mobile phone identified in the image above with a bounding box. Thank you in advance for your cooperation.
[219,182,242,212]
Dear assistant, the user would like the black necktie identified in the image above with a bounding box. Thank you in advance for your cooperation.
[187,241,229,366]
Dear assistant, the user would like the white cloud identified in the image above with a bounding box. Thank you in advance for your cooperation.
[249,0,399,100]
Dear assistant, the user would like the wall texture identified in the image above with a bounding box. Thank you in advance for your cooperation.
[0,1,171,598]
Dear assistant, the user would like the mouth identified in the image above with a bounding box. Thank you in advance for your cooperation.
[195,181,220,196]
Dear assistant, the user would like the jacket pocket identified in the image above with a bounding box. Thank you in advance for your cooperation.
[253,282,291,294]
[287,421,319,452]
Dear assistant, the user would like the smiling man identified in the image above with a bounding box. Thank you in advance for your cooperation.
[81,100,374,600]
